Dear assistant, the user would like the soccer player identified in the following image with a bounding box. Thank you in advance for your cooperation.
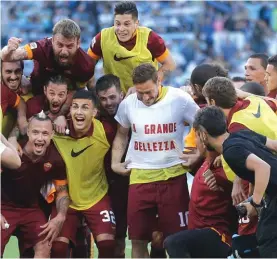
[164,135,235,258]
[1,18,95,95]
[202,77,277,243]
[95,74,127,257]
[1,83,28,136]
[0,133,21,169]
[112,63,199,257]
[51,90,115,258]
[265,54,277,99]
[1,112,69,257]
[244,53,268,94]
[26,75,69,133]
[193,106,277,257]
[87,1,176,94]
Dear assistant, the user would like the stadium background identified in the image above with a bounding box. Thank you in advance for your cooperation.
[1,0,277,258]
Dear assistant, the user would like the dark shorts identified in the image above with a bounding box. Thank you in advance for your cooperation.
[53,195,115,245]
[1,204,47,255]
[108,177,129,239]
[128,174,189,241]
[257,194,277,257]
[164,228,231,258]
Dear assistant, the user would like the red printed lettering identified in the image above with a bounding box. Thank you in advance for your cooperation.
[134,141,138,150]
[132,124,137,133]
[147,143,153,152]
[164,141,169,150]
[145,125,149,134]
[158,142,163,151]
[163,124,168,133]
[157,124,162,134]
[170,140,175,150]
[153,142,158,151]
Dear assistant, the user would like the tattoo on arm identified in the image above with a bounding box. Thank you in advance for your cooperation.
[55,184,70,216]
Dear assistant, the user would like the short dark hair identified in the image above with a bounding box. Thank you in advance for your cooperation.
[232,76,246,83]
[45,74,70,89]
[190,63,228,88]
[203,77,237,109]
[240,82,265,96]
[193,106,227,137]
[267,55,277,70]
[95,74,121,94]
[29,111,53,129]
[133,63,157,85]
[1,60,24,71]
[249,53,269,69]
[73,89,97,105]
[53,18,81,39]
[114,1,138,20]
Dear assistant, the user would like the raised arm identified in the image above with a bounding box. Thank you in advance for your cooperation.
[157,52,176,82]
[111,124,131,175]
[1,37,28,61]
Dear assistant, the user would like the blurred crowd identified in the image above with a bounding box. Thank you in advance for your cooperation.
[2,1,277,86]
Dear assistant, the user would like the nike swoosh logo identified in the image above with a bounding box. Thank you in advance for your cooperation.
[71,144,93,157]
[252,103,261,118]
[114,54,135,61]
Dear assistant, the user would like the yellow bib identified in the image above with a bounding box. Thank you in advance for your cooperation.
[223,96,277,181]
[101,26,158,93]
[53,119,110,210]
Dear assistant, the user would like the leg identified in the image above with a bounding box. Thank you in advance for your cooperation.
[50,207,79,258]
[164,228,230,258]
[128,184,157,258]
[109,178,129,257]
[150,231,166,258]
[83,195,116,258]
[34,241,51,258]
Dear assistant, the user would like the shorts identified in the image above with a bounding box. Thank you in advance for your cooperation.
[128,174,189,241]
[108,177,129,239]
[53,195,115,245]
[1,204,47,255]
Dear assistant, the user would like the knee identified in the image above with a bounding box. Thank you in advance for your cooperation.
[34,241,51,258]
[51,240,69,258]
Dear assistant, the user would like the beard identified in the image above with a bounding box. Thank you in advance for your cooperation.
[54,53,74,69]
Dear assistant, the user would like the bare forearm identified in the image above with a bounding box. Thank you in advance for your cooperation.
[112,132,129,165]
[253,164,270,204]
[55,185,70,217]
[1,46,27,61]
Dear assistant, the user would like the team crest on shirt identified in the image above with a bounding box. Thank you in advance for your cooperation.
[29,42,37,49]
[44,162,52,172]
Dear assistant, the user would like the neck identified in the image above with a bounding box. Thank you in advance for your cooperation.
[212,132,230,154]
[75,124,91,138]
[24,142,43,162]
[221,107,232,118]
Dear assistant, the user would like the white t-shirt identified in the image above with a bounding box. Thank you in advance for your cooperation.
[0,141,6,156]
[115,87,199,169]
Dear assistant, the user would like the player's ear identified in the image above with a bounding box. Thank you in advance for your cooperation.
[92,107,98,118]
[210,99,216,106]
[77,38,81,48]
[43,86,47,96]
[120,91,124,100]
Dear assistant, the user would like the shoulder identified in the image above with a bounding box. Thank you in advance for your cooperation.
[168,87,195,103]
[46,141,65,166]
[27,95,45,105]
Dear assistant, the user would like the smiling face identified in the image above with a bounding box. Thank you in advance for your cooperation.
[135,79,159,106]
[114,14,138,42]
[97,86,123,115]
[44,82,68,114]
[70,98,95,133]
[1,61,23,91]
[27,118,54,156]
[265,64,277,92]
[52,33,80,68]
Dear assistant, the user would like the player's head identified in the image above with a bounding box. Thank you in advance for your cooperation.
[27,111,54,157]
[44,75,69,114]
[265,55,277,92]
[95,74,123,116]
[70,90,97,133]
[203,77,237,109]
[240,82,265,96]
[232,76,246,89]
[133,63,159,106]
[244,53,268,86]
[1,60,24,91]
[190,63,228,103]
[193,106,227,152]
[114,1,139,42]
[52,18,81,68]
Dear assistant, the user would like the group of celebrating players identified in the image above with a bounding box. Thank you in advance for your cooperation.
[1,1,277,258]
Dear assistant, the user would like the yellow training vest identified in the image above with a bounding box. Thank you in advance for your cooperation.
[101,26,158,94]
[53,119,110,210]
[222,96,277,181]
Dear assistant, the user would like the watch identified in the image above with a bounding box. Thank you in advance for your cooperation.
[250,197,264,208]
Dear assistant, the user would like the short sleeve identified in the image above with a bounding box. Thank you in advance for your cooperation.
[7,87,20,108]
[223,144,252,174]
[88,32,102,59]
[114,98,131,128]
[147,31,167,61]
[24,38,50,61]
[52,159,67,183]
[0,142,6,156]
[180,91,199,126]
